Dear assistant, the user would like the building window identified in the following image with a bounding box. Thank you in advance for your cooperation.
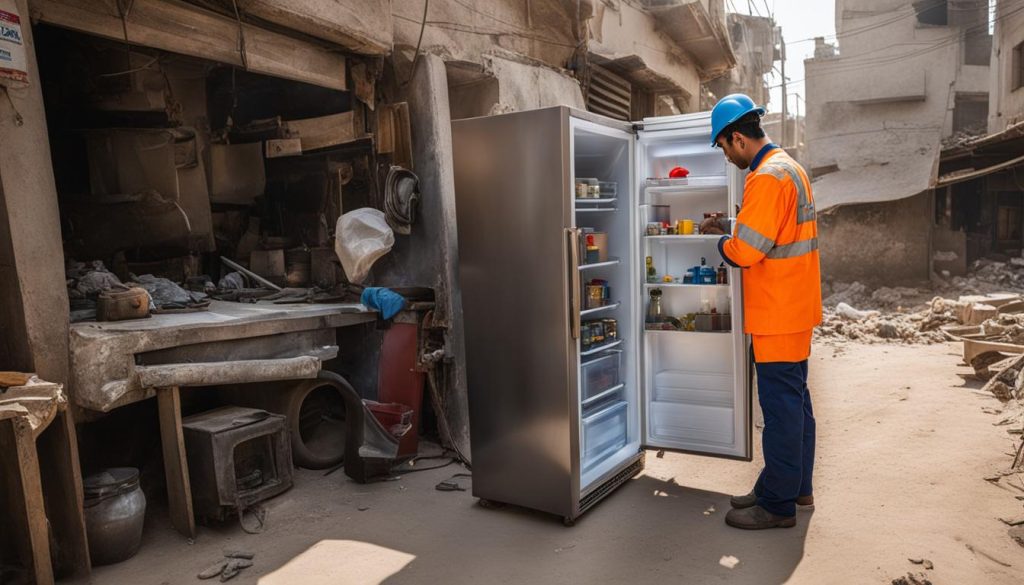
[914,0,948,26]
[953,92,989,134]
[963,30,991,66]
[1015,42,1024,91]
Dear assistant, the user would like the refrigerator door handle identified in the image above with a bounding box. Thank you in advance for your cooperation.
[567,227,582,340]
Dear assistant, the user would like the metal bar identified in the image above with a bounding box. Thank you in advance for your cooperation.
[220,256,283,291]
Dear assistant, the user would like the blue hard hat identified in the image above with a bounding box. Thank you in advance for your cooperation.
[710,93,766,147]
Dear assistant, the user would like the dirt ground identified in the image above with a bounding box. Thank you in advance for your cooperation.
[89,342,1024,585]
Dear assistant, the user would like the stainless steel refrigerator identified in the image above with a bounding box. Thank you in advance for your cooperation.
[453,106,752,525]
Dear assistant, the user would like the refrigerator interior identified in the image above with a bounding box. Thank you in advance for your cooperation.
[638,125,749,458]
[570,118,641,492]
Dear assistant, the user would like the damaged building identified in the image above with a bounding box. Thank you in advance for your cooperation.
[932,0,1024,276]
[804,0,993,285]
[0,0,743,582]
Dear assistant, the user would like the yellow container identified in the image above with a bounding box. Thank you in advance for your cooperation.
[681,219,694,235]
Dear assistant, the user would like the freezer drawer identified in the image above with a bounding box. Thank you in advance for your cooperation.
[581,351,621,403]
[582,400,628,472]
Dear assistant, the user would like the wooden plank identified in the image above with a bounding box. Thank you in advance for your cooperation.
[237,0,392,55]
[376,103,413,169]
[0,372,34,387]
[31,0,346,91]
[36,409,91,578]
[0,417,54,585]
[265,138,303,158]
[283,111,360,152]
[963,339,1024,364]
[157,386,196,539]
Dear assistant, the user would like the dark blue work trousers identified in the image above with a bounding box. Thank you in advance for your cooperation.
[752,360,815,517]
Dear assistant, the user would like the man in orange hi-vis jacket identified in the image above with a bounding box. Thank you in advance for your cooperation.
[701,94,822,530]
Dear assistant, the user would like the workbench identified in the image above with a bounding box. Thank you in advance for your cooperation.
[67,300,377,538]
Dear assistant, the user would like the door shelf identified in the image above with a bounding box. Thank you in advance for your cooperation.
[581,338,623,356]
[645,329,731,335]
[576,207,619,213]
[579,259,620,270]
[575,198,618,204]
[644,176,727,191]
[645,235,723,241]
[582,383,625,408]
[581,302,621,317]
[643,283,729,289]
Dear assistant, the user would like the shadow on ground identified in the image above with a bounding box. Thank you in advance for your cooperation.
[369,473,811,585]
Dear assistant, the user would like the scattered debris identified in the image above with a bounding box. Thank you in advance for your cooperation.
[554,543,576,553]
[197,552,256,581]
[718,555,739,569]
[1010,525,1024,548]
[999,514,1024,526]
[703,505,716,516]
[891,572,932,585]
[964,541,1013,567]
[219,559,253,582]
[197,561,228,580]
[357,505,370,511]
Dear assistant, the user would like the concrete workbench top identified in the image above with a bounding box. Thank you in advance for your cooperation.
[69,301,376,413]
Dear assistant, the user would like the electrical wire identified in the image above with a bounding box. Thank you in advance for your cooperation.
[407,0,430,86]
[780,3,1024,87]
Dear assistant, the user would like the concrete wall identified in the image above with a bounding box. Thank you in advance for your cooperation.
[806,1,988,176]
[587,0,701,111]
[371,54,471,457]
[392,0,579,72]
[990,0,1024,132]
[0,0,69,383]
[818,191,932,285]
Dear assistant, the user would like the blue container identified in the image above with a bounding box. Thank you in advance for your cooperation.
[700,266,717,285]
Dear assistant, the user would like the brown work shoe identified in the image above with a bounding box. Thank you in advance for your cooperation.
[730,492,814,509]
[725,505,796,530]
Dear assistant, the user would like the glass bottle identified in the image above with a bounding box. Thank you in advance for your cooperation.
[646,256,657,283]
[646,288,664,324]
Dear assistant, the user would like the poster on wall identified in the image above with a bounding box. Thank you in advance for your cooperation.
[0,0,28,85]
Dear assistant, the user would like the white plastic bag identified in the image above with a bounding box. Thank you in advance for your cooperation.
[334,208,395,284]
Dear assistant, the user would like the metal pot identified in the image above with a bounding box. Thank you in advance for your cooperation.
[83,468,146,566]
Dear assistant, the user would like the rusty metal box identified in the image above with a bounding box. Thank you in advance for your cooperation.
[182,406,293,522]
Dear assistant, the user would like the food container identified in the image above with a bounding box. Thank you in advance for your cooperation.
[575,178,599,198]
[586,286,604,309]
[601,318,618,340]
[590,232,609,262]
[681,219,694,235]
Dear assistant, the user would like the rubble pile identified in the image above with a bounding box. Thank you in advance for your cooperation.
[817,259,1024,345]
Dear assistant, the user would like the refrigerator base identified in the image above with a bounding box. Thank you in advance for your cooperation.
[575,451,646,523]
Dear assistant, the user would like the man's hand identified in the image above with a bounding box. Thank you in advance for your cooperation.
[699,217,727,235]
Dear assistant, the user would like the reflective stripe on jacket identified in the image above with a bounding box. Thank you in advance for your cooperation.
[720,148,822,335]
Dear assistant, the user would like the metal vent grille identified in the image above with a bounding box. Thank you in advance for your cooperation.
[577,453,644,518]
[586,64,632,121]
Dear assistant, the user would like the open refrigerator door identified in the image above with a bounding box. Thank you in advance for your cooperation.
[636,112,753,460]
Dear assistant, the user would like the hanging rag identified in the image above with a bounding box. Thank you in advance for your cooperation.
[360,287,407,320]
[384,165,421,235]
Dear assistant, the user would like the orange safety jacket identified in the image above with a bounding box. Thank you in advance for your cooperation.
[719,147,822,335]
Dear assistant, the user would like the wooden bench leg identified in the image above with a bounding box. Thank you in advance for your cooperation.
[0,416,54,585]
[157,386,196,539]
[37,408,91,578]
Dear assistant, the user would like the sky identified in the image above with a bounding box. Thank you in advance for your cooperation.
[727,0,836,119]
